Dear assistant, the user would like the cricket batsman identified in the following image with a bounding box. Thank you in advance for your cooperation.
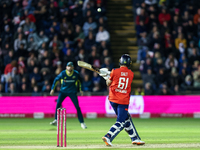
[50,62,87,129]
[100,54,145,146]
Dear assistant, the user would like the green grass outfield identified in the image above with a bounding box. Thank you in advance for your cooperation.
[0,118,200,150]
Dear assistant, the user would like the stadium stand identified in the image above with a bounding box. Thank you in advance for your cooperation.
[1,0,200,96]
[134,0,200,95]
[0,0,111,94]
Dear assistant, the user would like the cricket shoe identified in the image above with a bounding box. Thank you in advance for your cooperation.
[102,137,113,146]
[50,120,57,126]
[132,139,145,145]
[81,123,87,129]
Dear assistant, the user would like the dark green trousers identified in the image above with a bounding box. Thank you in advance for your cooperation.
[55,92,84,123]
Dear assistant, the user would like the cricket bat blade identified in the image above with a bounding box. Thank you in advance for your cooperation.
[77,61,100,73]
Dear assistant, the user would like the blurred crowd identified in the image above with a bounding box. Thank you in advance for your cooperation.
[135,0,200,95]
[0,0,113,95]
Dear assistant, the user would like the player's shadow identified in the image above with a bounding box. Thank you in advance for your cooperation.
[48,128,57,131]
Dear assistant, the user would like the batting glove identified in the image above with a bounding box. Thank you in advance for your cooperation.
[99,68,111,80]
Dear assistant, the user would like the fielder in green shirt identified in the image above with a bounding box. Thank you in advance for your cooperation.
[50,62,87,129]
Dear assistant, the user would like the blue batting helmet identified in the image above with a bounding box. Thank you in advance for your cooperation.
[119,54,132,67]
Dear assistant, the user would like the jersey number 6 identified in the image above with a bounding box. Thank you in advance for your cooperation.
[118,77,129,89]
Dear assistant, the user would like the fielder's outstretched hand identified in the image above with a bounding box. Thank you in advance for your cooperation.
[50,89,54,95]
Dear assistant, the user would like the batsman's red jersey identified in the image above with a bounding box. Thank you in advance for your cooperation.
[108,66,134,105]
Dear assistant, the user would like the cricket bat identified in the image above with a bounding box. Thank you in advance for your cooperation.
[77,61,100,73]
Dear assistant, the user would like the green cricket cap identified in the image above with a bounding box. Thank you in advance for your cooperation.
[66,62,74,66]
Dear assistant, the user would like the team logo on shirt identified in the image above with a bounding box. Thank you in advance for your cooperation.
[64,77,67,79]
[73,76,76,79]
[64,80,75,82]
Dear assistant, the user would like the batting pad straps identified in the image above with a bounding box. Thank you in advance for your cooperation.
[124,119,136,138]
[107,122,124,142]
[124,114,141,140]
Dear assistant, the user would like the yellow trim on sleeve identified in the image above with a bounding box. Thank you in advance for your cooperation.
[75,80,81,91]
[53,81,58,90]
